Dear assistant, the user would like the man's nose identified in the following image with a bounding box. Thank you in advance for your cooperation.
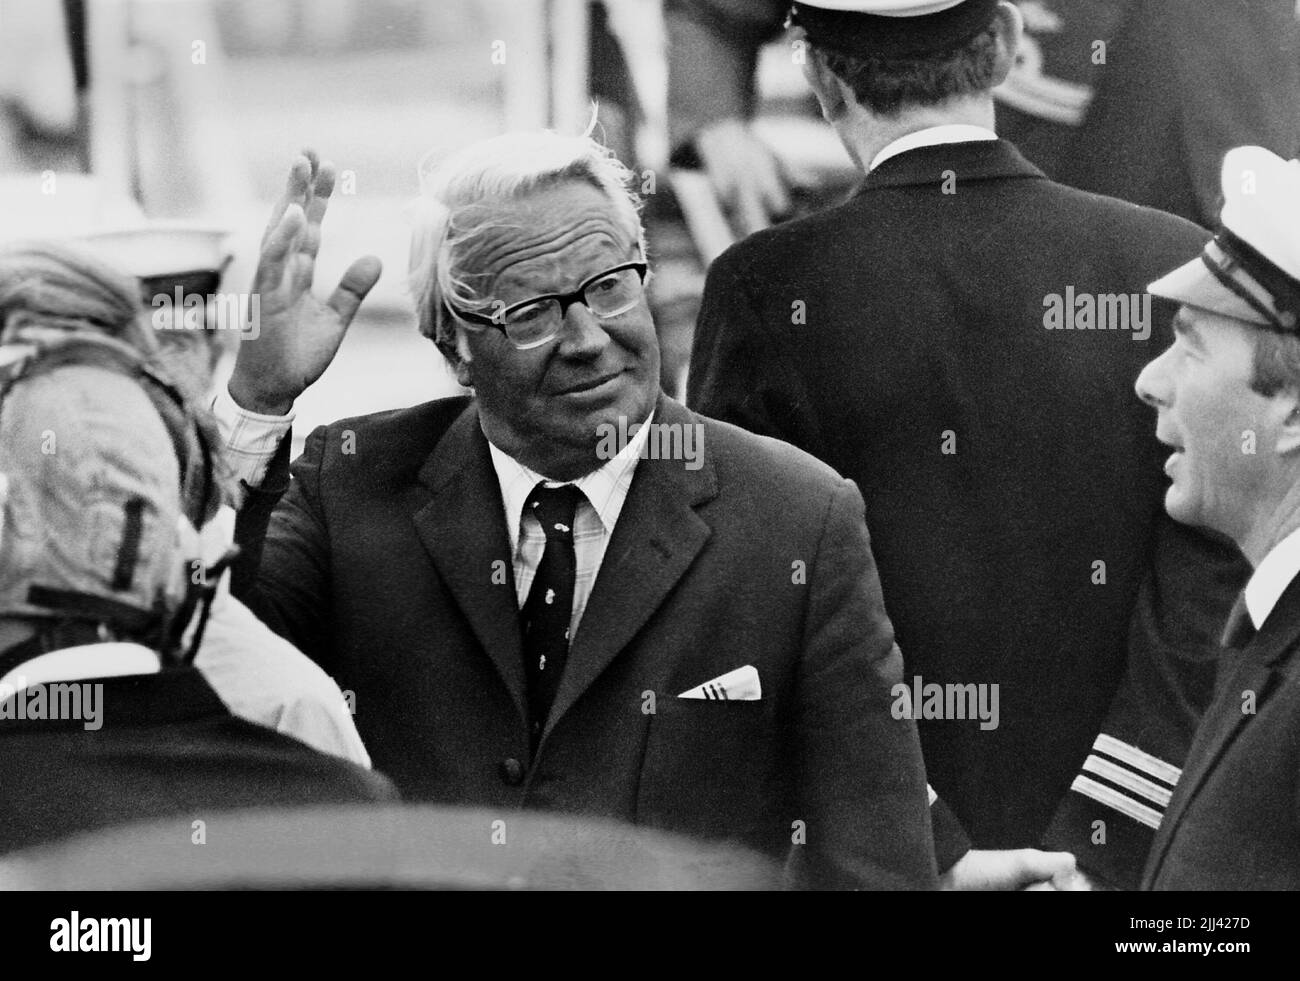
[556,303,610,359]
[1135,347,1171,409]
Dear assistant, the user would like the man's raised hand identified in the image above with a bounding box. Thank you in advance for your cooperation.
[229,150,383,415]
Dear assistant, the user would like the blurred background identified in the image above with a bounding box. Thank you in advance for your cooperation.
[2,0,1298,436]
[0,0,677,437]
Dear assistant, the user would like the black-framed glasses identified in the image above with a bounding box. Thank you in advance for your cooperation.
[444,260,648,350]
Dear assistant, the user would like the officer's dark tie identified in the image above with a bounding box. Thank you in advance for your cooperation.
[1220,592,1257,649]
[521,482,582,750]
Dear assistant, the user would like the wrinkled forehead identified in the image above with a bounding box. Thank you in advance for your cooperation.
[455,181,638,299]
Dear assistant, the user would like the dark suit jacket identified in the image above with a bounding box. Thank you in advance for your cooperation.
[0,666,397,855]
[1144,574,1300,890]
[233,394,937,889]
[688,138,1244,849]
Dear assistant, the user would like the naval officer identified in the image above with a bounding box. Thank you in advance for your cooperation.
[1137,146,1300,890]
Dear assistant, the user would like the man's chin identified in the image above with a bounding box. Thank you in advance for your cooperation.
[568,382,653,426]
[1163,487,1199,528]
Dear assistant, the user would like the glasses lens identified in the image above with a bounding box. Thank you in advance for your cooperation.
[503,298,561,347]
[585,267,643,317]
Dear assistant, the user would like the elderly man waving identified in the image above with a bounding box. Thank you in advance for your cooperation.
[218,134,937,889]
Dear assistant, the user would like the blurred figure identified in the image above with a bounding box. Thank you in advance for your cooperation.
[0,328,395,855]
[0,0,79,173]
[0,805,781,890]
[667,0,1300,231]
[0,241,374,767]
[75,227,236,401]
[1000,0,1300,228]
[666,0,805,236]
[660,0,835,396]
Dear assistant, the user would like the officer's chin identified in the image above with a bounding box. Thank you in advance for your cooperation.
[1163,485,1200,531]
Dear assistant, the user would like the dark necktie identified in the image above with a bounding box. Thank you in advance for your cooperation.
[1220,593,1257,649]
[521,482,582,748]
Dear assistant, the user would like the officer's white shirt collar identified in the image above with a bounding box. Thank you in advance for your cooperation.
[1244,525,1300,629]
[0,642,159,692]
[487,410,655,553]
[868,124,998,172]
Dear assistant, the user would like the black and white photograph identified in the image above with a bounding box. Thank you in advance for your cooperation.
[0,0,1298,960]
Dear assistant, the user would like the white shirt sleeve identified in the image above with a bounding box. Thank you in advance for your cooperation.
[211,386,295,500]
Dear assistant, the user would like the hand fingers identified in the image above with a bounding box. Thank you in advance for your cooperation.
[303,160,337,236]
[1016,849,1077,885]
[754,157,792,219]
[291,251,314,297]
[775,150,817,192]
[326,255,383,329]
[1051,862,1089,891]
[734,187,771,237]
[262,154,313,250]
[759,179,791,223]
[254,203,306,293]
[296,160,338,266]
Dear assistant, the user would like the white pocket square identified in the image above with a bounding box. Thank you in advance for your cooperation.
[678,665,761,701]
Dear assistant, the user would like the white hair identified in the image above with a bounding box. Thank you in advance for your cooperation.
[408,128,646,364]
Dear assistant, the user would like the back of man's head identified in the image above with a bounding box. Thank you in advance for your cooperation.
[0,241,230,523]
[0,345,192,655]
[0,241,155,354]
[795,0,1021,119]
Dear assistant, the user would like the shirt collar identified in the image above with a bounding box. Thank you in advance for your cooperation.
[487,410,655,553]
[1245,525,1300,629]
[0,641,160,692]
[868,124,999,172]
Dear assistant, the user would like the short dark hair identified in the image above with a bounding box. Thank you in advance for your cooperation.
[813,26,1000,118]
[1251,328,1300,397]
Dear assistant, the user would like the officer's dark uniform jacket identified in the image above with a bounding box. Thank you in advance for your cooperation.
[689,137,1247,870]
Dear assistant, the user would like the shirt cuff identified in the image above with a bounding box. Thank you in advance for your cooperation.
[211,385,295,495]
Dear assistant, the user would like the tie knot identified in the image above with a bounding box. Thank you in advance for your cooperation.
[526,482,583,542]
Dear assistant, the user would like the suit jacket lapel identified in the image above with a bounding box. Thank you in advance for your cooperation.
[1145,575,1300,881]
[412,401,527,722]
[543,397,718,738]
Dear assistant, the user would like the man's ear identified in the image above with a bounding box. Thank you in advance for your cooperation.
[1275,392,1300,456]
[804,46,852,124]
[987,0,1024,88]
[453,327,475,389]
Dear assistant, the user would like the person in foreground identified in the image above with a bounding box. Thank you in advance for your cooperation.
[0,240,373,768]
[1137,145,1300,890]
[222,133,937,889]
[0,330,396,856]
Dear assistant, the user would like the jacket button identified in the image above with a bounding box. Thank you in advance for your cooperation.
[499,758,525,786]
